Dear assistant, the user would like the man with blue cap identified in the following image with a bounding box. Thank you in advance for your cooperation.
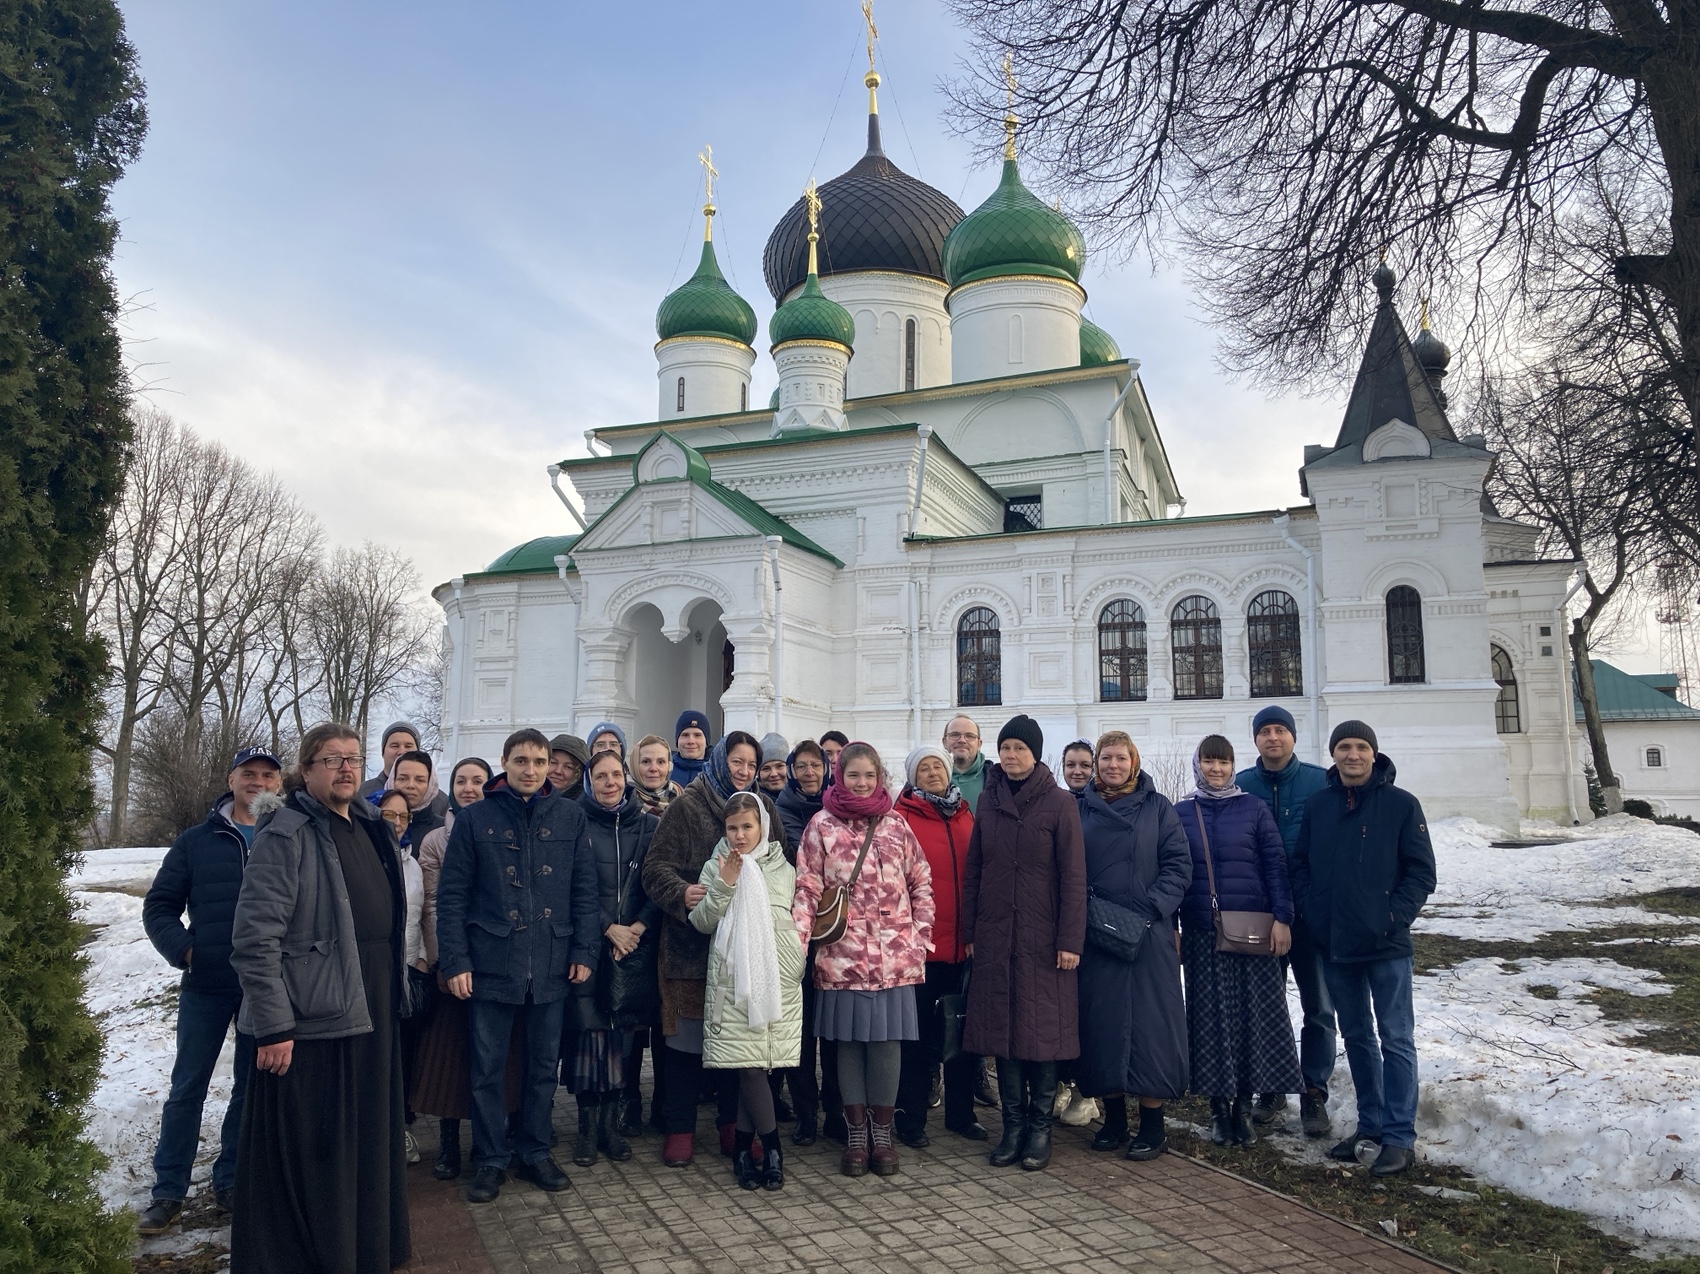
[1236,704,1334,1137]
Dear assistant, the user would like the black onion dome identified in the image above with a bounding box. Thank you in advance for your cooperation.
[762,115,965,302]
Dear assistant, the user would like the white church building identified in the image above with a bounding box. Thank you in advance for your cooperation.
[434,70,1584,834]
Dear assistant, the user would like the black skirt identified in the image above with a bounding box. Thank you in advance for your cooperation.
[1181,925,1302,1100]
[230,936,410,1274]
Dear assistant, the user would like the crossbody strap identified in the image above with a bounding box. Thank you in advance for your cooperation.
[1192,803,1221,912]
[842,818,878,888]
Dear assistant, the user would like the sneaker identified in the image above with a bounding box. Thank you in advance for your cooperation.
[1300,1087,1331,1138]
[404,1129,421,1165]
[1058,1090,1100,1128]
[974,1059,997,1109]
[1251,1093,1286,1127]
[465,1166,505,1204]
[929,1071,943,1109]
[136,1199,182,1235]
[515,1155,571,1193]
[1370,1144,1415,1177]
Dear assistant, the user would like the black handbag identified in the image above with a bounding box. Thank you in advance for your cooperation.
[1084,889,1152,963]
[598,930,659,1029]
[400,964,437,1022]
[938,963,971,1062]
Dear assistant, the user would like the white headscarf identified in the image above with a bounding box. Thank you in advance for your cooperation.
[712,796,783,1032]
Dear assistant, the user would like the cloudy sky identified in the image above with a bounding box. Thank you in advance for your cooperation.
[109,0,1660,671]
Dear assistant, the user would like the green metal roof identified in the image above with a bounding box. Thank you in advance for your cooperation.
[1575,659,1700,722]
[471,534,579,578]
[1079,319,1121,367]
[655,239,758,346]
[768,271,855,350]
[942,158,1086,288]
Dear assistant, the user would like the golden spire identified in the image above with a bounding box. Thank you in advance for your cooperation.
[1002,52,1018,161]
[804,178,823,276]
[1419,294,1432,330]
[698,145,718,241]
[862,0,881,113]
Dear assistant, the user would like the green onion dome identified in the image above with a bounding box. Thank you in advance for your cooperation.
[768,386,780,409]
[768,270,856,350]
[656,240,758,346]
[1079,319,1122,366]
[943,158,1086,288]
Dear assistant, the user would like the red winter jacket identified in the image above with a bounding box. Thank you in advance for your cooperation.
[895,789,973,964]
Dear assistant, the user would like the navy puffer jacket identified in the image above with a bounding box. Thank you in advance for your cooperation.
[1173,793,1293,931]
[143,797,250,992]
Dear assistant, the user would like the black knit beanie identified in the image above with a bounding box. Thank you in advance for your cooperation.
[1328,720,1378,755]
[997,714,1044,760]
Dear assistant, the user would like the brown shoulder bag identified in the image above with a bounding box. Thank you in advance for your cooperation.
[811,819,879,948]
[1193,803,1276,957]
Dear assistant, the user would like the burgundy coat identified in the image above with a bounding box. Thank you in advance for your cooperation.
[960,763,1087,1062]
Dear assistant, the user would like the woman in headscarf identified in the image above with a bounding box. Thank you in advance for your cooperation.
[1074,732,1191,1160]
[642,731,788,1166]
[564,749,659,1166]
[411,757,524,1181]
[386,749,445,849]
[1174,734,1299,1146]
[691,792,803,1190]
[893,744,983,1146]
[960,714,1086,1173]
[792,743,933,1178]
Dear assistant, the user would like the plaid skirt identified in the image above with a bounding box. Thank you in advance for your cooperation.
[1181,926,1302,1099]
[565,1027,629,1094]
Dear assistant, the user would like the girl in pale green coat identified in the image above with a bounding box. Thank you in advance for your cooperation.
[691,792,805,1190]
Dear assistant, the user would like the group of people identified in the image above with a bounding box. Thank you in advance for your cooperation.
[138,704,1436,1272]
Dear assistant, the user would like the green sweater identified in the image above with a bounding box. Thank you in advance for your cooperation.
[954,753,992,814]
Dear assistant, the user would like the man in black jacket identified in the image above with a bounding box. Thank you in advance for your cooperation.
[137,746,281,1233]
[1292,721,1436,1178]
[438,728,600,1204]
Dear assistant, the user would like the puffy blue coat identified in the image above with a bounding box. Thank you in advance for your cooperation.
[143,797,250,993]
[436,776,602,1004]
[1292,755,1436,963]
[1173,792,1293,931]
[1236,755,1329,859]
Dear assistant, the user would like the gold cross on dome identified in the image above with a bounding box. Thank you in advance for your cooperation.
[804,177,822,234]
[698,145,718,205]
[1002,53,1019,159]
[862,0,878,71]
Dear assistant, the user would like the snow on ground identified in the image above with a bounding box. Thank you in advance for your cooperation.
[71,846,241,1213]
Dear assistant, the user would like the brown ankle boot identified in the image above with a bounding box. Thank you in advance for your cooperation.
[869,1105,900,1176]
[841,1104,870,1177]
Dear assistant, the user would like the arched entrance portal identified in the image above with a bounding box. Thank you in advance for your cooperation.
[627,599,731,741]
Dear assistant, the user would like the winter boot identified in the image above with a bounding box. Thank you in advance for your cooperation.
[761,1138,785,1190]
[1091,1095,1129,1151]
[1209,1097,1233,1146]
[841,1104,870,1177]
[621,1094,645,1138]
[1300,1086,1331,1138]
[434,1118,462,1180]
[1229,1095,1256,1146]
[598,1093,631,1162]
[733,1131,760,1191]
[572,1102,598,1167]
[1126,1103,1168,1161]
[988,1059,1026,1167]
[1251,1092,1286,1127]
[869,1105,900,1176]
[1020,1062,1058,1170]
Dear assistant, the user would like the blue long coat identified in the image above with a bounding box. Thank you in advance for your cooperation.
[1073,774,1192,1100]
[1173,792,1293,932]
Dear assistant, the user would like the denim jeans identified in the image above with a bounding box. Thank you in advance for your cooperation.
[468,995,566,1170]
[1285,922,1338,1093]
[1322,956,1418,1147]
[150,985,255,1201]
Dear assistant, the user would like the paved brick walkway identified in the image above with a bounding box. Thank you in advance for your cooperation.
[403,1107,1448,1274]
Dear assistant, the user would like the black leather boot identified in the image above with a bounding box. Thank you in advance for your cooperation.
[1020,1062,1058,1170]
[1229,1095,1256,1146]
[572,1102,598,1167]
[433,1118,462,1180]
[1210,1097,1233,1146]
[1126,1102,1168,1161]
[599,1093,631,1162]
[988,1059,1026,1167]
[1091,1096,1128,1151]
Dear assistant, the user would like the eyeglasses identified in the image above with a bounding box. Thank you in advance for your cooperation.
[312,754,364,771]
[380,812,409,828]
[944,732,979,743]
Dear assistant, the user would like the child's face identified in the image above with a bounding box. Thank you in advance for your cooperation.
[725,808,762,853]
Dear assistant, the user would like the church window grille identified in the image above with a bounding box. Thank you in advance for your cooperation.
[1003,495,1042,533]
[676,376,685,412]
[1386,586,1426,683]
[1098,600,1148,702]
[957,607,1002,706]
[1647,746,1664,768]
[1171,595,1223,700]
[1492,644,1520,733]
[905,318,917,391]
[1247,590,1303,697]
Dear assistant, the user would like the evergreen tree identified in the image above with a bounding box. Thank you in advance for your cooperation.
[0,3,146,1268]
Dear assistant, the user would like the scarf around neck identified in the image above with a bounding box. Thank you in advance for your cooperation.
[821,743,894,821]
[906,782,963,820]
[1191,749,1245,801]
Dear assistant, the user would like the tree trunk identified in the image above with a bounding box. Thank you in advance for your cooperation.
[1569,621,1622,814]
[108,699,138,844]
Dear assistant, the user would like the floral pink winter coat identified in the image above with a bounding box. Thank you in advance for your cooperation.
[792,808,935,992]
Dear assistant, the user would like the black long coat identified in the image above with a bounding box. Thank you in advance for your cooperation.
[960,763,1087,1062]
[1073,775,1192,1100]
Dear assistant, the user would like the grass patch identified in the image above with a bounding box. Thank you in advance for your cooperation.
[1165,1097,1699,1273]
[77,880,153,898]
[1411,889,1700,1056]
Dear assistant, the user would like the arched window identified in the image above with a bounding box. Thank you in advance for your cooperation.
[1008,314,1024,363]
[905,317,917,391]
[1098,600,1148,702]
[1386,586,1426,683]
[1171,595,1223,700]
[676,376,686,412]
[957,607,1002,706]
[1492,644,1520,733]
[1247,590,1303,697]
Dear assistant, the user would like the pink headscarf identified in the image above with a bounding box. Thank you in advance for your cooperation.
[821,741,894,821]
